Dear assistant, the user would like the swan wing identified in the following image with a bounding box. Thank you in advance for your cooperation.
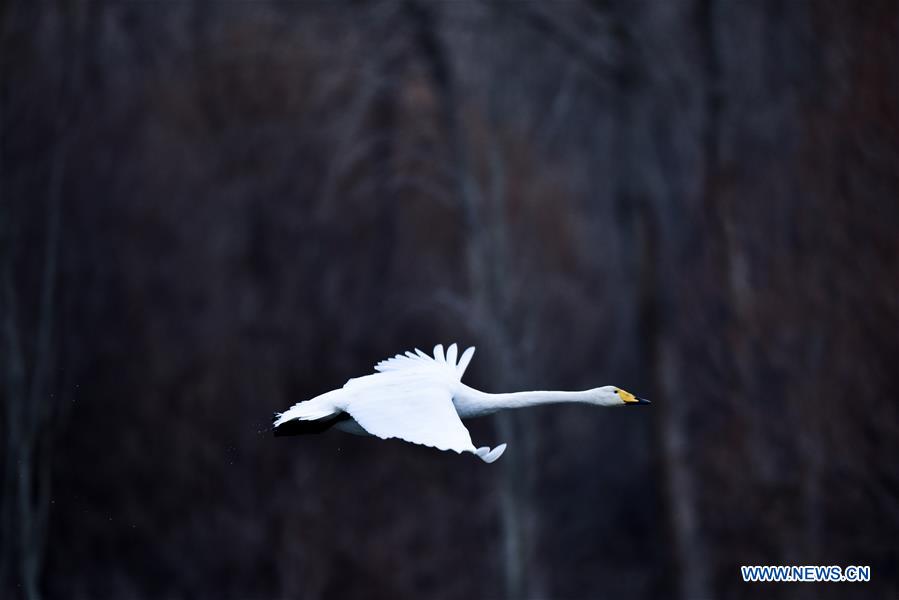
[344,377,473,453]
[341,369,502,461]
[373,343,476,380]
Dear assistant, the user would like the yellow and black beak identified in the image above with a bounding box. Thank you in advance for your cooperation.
[616,388,651,405]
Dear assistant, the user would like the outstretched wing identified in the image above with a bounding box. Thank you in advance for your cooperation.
[373,343,476,380]
[341,344,504,462]
[343,382,475,454]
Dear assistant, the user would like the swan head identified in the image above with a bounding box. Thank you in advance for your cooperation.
[594,385,651,407]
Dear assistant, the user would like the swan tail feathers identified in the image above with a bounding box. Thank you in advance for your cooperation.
[273,406,335,427]
[273,394,344,436]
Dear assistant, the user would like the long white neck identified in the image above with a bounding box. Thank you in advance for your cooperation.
[453,384,596,418]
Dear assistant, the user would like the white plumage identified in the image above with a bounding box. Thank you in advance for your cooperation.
[273,343,649,463]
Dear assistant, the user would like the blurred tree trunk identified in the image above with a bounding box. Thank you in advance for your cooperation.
[628,102,712,600]
[0,122,65,600]
[405,3,538,598]
[0,2,85,596]
[611,1,713,596]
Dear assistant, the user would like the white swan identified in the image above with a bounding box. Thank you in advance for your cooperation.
[273,343,649,463]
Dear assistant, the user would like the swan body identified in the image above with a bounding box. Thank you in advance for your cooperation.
[273,343,649,463]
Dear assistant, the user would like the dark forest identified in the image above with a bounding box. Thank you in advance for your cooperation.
[2,1,898,599]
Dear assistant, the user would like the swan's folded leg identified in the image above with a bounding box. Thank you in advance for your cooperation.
[475,443,507,463]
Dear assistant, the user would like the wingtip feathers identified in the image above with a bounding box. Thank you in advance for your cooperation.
[446,343,458,366]
[457,346,475,377]
[370,343,475,379]
[475,443,507,463]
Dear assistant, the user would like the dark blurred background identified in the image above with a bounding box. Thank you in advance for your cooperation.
[2,1,898,599]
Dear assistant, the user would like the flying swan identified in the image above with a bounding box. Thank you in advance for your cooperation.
[273,343,649,463]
